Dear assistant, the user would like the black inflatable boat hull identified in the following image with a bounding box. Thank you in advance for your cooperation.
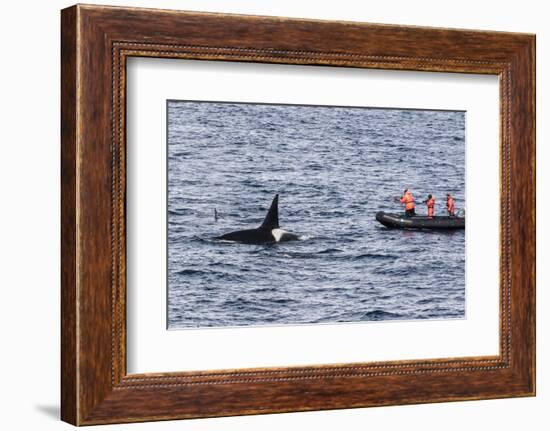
[376,211,465,230]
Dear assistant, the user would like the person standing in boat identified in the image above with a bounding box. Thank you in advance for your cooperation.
[423,194,435,218]
[446,193,456,216]
[399,189,416,217]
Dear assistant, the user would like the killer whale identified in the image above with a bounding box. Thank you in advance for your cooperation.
[217,194,299,244]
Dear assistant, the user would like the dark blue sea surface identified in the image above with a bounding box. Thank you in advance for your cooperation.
[167,101,465,329]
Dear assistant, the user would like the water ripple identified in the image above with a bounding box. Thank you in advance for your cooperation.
[167,101,465,328]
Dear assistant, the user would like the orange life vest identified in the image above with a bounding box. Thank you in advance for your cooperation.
[400,192,415,210]
[427,197,435,217]
[447,197,455,213]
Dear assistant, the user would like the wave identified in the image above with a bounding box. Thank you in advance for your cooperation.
[361,310,405,320]
[316,248,344,254]
[174,269,205,276]
[416,297,448,305]
[168,208,194,216]
[353,252,398,261]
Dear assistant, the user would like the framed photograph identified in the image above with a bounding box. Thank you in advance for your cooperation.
[61,4,535,425]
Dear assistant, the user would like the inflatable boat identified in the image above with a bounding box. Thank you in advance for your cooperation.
[376,211,465,230]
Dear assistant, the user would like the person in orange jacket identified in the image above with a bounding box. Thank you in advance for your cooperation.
[423,194,435,218]
[400,189,416,216]
[446,193,456,216]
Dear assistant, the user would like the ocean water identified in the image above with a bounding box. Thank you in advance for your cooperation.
[167,100,465,329]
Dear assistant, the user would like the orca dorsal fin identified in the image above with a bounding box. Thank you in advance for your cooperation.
[259,194,279,231]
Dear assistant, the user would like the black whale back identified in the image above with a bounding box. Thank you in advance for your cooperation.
[258,194,279,231]
[217,194,297,244]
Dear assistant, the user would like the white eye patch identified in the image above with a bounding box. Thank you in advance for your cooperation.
[271,228,287,242]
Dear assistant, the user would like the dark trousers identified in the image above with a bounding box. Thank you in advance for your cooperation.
[405,208,416,217]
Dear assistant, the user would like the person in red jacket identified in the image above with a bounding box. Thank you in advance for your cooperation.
[400,189,415,216]
[424,194,435,218]
[446,193,456,216]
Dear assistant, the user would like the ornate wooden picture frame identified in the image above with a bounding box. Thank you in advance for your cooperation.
[61,4,535,425]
